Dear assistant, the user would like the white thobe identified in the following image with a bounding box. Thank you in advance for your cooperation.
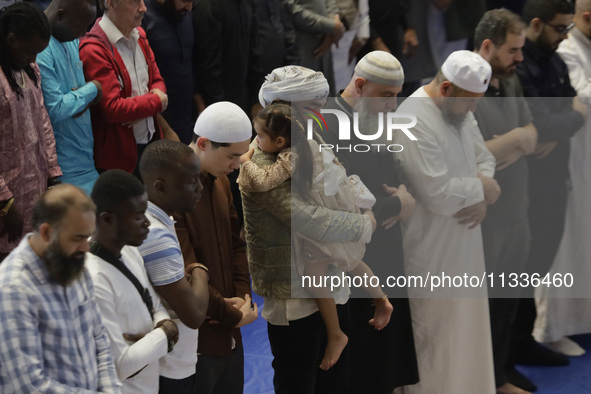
[86,246,170,394]
[394,87,496,394]
[534,27,591,342]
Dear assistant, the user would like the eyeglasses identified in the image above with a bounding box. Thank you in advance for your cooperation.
[542,20,576,35]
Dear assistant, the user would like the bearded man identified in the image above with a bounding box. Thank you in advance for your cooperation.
[0,184,121,393]
[512,0,586,371]
[320,51,419,394]
[473,9,539,394]
[394,50,500,393]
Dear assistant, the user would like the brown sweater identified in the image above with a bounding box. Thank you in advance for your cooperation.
[175,174,252,357]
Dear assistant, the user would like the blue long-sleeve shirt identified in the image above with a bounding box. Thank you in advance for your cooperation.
[37,36,99,194]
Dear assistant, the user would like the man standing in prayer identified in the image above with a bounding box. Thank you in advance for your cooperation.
[320,51,419,393]
[512,0,586,367]
[38,0,102,195]
[394,50,499,393]
[0,184,121,393]
[80,0,173,177]
[0,3,62,262]
[175,102,258,393]
[474,9,539,394]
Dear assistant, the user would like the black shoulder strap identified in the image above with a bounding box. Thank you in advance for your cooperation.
[90,242,155,320]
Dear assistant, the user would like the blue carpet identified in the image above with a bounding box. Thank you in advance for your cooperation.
[242,295,591,393]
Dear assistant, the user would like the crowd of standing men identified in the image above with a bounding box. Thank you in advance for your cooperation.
[0,0,590,393]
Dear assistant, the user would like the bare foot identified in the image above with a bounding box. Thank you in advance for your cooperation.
[319,331,348,371]
[369,297,393,330]
[496,383,530,394]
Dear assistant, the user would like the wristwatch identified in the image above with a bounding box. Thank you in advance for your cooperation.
[0,198,14,217]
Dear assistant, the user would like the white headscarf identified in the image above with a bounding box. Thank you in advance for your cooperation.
[258,66,330,107]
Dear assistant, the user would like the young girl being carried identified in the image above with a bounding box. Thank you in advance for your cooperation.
[238,102,393,371]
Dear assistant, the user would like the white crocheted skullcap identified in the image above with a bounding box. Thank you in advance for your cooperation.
[354,51,404,87]
[193,101,252,143]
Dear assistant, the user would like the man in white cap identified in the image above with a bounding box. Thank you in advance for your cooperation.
[320,51,419,393]
[394,50,499,393]
[175,101,258,394]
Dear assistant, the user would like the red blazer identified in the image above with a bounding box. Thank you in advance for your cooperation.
[80,20,166,173]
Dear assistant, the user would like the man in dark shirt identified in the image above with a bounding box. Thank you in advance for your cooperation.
[513,0,586,368]
[143,0,195,144]
[474,9,539,393]
[321,51,419,394]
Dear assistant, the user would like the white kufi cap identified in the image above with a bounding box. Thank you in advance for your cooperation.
[354,51,404,86]
[441,50,492,94]
[193,101,252,143]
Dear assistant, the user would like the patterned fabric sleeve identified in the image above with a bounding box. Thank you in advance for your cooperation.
[238,149,292,193]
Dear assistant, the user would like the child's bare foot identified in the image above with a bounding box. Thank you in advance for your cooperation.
[369,296,393,330]
[319,331,348,371]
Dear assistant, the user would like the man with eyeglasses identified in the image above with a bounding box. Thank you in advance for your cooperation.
[512,0,587,369]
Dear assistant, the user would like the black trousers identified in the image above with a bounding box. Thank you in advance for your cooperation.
[159,373,195,394]
[482,220,530,386]
[511,184,568,354]
[193,344,244,394]
[267,303,351,394]
[348,297,419,393]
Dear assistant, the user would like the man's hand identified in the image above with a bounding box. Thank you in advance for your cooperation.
[514,125,538,155]
[478,173,501,205]
[402,28,419,58]
[348,37,365,64]
[381,184,416,229]
[90,80,103,106]
[453,201,487,229]
[123,332,146,342]
[573,96,588,119]
[240,147,255,164]
[156,319,179,344]
[225,297,246,309]
[496,148,523,171]
[332,14,345,42]
[362,209,377,233]
[314,35,334,60]
[151,88,168,112]
[0,205,24,243]
[236,294,258,328]
[533,141,558,159]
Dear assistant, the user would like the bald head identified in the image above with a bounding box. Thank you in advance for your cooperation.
[32,184,96,232]
[46,0,96,42]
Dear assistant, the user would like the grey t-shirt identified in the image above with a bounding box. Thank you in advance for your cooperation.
[474,74,532,224]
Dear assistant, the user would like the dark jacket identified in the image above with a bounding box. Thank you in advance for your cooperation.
[517,38,584,185]
[175,174,251,357]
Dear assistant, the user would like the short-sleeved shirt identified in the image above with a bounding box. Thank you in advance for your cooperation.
[474,74,532,224]
[139,201,198,380]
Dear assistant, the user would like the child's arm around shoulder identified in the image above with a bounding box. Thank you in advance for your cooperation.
[238,147,293,193]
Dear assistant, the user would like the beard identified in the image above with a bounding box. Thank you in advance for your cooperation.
[42,240,86,287]
[490,56,519,79]
[352,99,390,150]
[441,98,468,129]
